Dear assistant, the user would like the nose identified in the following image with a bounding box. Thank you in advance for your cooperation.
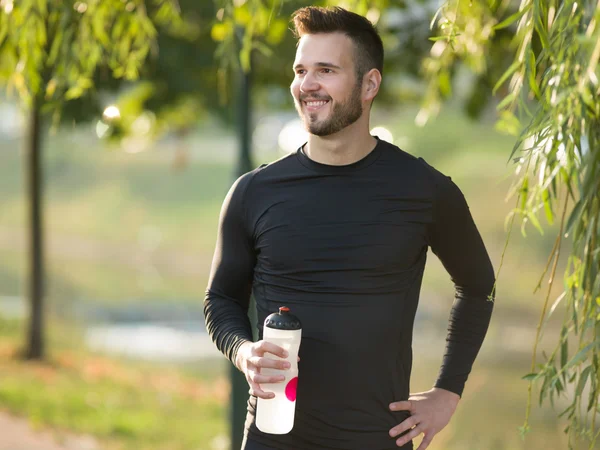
[300,71,320,93]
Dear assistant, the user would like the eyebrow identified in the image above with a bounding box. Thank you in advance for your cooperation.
[293,62,343,70]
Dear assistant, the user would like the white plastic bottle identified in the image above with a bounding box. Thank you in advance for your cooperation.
[256,306,302,434]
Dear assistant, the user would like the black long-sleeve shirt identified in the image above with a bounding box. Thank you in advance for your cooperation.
[204,138,495,450]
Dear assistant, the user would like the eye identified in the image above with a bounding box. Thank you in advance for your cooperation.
[321,68,333,74]
[295,69,306,75]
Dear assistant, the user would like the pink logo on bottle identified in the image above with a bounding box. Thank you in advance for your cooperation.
[285,377,298,402]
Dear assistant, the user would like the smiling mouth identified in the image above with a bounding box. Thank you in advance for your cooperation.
[303,100,330,111]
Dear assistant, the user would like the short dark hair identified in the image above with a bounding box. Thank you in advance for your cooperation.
[291,6,384,80]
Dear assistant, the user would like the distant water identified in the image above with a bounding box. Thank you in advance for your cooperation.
[0,296,26,319]
[0,295,222,362]
[86,322,222,362]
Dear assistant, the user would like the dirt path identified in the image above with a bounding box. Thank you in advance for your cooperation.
[0,411,99,450]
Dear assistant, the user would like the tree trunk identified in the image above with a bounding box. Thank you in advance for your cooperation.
[23,99,45,360]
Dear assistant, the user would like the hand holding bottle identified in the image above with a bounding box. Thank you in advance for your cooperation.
[236,340,291,399]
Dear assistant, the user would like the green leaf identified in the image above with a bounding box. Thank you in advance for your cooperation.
[265,18,287,45]
[429,36,450,42]
[553,376,564,394]
[575,365,592,397]
[542,189,554,224]
[493,6,530,31]
[496,91,517,111]
[559,404,575,418]
[565,199,586,235]
[64,87,81,100]
[438,71,452,97]
[92,8,111,46]
[252,41,273,57]
[522,372,540,381]
[0,17,8,46]
[565,342,597,370]
[527,49,541,99]
[493,61,521,95]
[429,5,444,30]
[520,177,529,211]
[560,333,568,370]
[540,371,550,405]
[526,212,544,235]
[534,15,551,49]
[495,110,521,136]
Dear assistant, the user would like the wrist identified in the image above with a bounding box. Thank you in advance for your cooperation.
[234,340,253,372]
[432,387,461,402]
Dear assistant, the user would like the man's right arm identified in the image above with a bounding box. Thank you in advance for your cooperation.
[203,173,256,366]
[204,172,293,398]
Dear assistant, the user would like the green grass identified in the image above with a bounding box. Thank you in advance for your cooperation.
[0,131,231,254]
[0,316,228,450]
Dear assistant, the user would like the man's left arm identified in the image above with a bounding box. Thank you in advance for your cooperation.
[389,172,495,449]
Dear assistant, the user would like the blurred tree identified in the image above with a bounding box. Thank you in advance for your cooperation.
[100,1,225,142]
[216,0,600,447]
[0,0,181,360]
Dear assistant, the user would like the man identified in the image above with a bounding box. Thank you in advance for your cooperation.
[204,6,495,450]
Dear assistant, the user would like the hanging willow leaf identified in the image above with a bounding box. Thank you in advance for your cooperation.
[527,49,541,99]
[576,365,592,397]
[565,342,597,371]
[527,211,544,235]
[542,189,554,224]
[560,330,568,375]
[493,61,521,94]
[416,0,600,444]
[566,199,586,235]
[493,5,531,30]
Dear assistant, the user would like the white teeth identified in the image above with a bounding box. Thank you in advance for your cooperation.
[306,101,328,107]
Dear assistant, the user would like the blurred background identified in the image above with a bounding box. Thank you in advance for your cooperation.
[0,0,593,449]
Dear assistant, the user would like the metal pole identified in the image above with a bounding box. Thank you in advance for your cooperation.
[230,26,256,450]
[235,53,253,177]
[24,96,45,360]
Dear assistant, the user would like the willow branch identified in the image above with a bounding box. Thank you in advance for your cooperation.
[525,193,569,427]
[534,233,560,294]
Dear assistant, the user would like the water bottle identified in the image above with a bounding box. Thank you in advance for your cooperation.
[256,306,302,434]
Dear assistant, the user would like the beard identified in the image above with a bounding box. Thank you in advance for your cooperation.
[294,83,363,137]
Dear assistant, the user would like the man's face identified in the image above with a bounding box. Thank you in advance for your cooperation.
[291,33,363,137]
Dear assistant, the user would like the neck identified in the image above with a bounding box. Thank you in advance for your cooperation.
[303,116,377,166]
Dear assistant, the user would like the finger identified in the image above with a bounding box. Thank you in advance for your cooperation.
[250,372,286,385]
[396,426,422,447]
[249,383,276,400]
[249,356,290,370]
[416,434,433,450]
[258,341,288,359]
[390,400,413,412]
[389,416,418,438]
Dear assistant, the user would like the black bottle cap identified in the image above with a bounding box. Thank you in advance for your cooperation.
[264,306,302,330]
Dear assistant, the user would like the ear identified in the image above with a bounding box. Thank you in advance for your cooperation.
[362,68,382,103]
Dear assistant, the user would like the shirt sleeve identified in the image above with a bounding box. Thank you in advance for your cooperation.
[426,171,495,397]
[203,172,257,366]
